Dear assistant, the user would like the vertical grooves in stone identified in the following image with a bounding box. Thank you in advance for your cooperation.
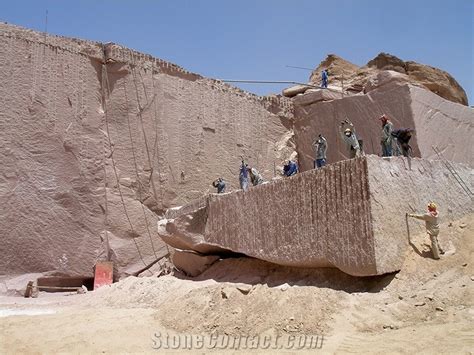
[198,157,381,275]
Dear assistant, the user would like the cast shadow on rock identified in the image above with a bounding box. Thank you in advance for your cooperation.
[173,256,397,295]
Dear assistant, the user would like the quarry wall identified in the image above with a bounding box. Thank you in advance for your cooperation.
[0,24,294,278]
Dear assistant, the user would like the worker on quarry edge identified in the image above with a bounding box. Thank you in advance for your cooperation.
[407,202,444,260]
[392,128,414,157]
[212,177,226,193]
[380,114,394,157]
[248,166,264,186]
[339,119,362,159]
[312,134,328,168]
[283,160,299,176]
[321,69,328,88]
[239,159,249,191]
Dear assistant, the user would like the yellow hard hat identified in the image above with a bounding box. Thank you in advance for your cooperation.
[427,202,437,210]
[344,128,352,133]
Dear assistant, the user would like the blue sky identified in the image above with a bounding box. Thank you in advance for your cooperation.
[1,0,472,103]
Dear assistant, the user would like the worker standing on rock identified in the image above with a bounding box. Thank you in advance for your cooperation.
[212,177,226,193]
[340,119,362,158]
[321,69,328,88]
[380,114,394,157]
[392,128,414,157]
[248,166,264,186]
[407,202,444,259]
[312,134,328,168]
[283,160,299,176]
[239,159,249,191]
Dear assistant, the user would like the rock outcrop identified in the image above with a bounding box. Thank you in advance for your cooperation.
[159,156,473,276]
[0,23,294,278]
[309,53,469,106]
[293,82,473,171]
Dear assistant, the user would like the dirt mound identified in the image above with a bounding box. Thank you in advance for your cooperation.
[157,214,473,347]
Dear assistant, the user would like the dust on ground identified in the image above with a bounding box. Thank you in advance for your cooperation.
[0,216,473,354]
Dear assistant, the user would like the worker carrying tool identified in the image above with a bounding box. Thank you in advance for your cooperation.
[339,119,362,159]
[321,69,328,88]
[407,202,444,260]
[283,160,299,176]
[212,177,226,193]
[312,134,328,168]
[239,158,249,191]
[248,166,264,186]
[379,114,394,157]
[392,128,414,157]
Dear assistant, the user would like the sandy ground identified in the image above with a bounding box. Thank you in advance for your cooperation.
[1,216,473,354]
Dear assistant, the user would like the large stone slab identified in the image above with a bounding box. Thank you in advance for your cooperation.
[294,83,473,171]
[293,88,343,106]
[159,156,473,276]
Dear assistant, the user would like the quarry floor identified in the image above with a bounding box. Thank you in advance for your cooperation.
[0,216,473,354]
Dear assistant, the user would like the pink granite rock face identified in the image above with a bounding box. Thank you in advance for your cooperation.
[294,83,473,172]
[159,156,473,276]
[0,24,294,278]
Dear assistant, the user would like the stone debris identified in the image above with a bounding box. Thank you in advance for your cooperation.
[236,285,252,295]
[172,250,219,277]
[220,286,237,299]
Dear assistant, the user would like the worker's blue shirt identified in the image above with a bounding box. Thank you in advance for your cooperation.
[284,161,298,176]
[217,181,226,193]
[239,164,248,178]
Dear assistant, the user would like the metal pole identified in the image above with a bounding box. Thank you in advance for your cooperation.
[285,65,314,71]
[220,79,318,88]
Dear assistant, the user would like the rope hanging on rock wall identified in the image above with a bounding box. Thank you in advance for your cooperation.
[100,44,149,269]
[122,72,158,259]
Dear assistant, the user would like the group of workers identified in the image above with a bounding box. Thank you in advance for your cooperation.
[212,159,266,194]
[238,160,265,192]
[209,92,443,259]
[318,69,413,157]
[339,115,414,159]
[212,113,415,195]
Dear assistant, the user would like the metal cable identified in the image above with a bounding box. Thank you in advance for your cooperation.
[101,46,149,269]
